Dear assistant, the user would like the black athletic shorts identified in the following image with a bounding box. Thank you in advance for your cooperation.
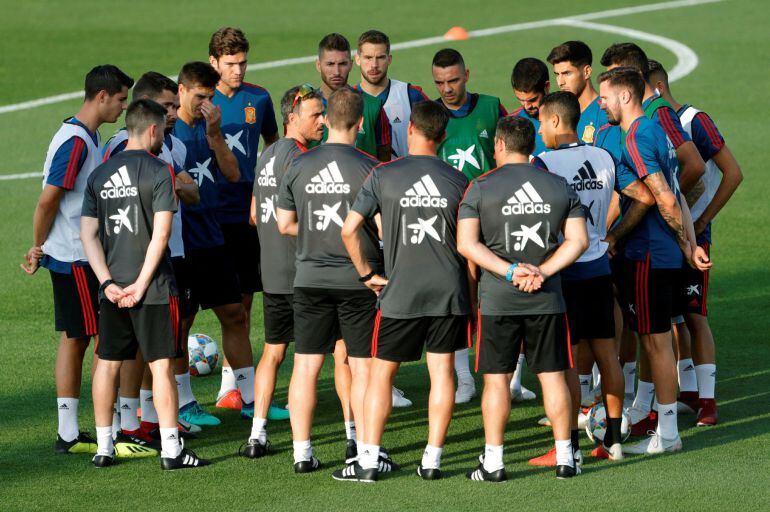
[293,287,377,358]
[171,256,194,320]
[372,314,470,362]
[97,297,181,362]
[681,241,710,316]
[610,252,625,298]
[186,245,242,311]
[221,222,262,294]
[562,275,616,341]
[49,264,99,339]
[476,313,572,374]
[622,257,678,335]
[263,292,294,344]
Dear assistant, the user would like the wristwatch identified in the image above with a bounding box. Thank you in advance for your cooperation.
[358,271,376,283]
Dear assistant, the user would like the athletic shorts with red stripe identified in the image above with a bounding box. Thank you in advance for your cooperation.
[681,241,710,316]
[97,296,182,362]
[49,264,99,339]
[371,314,470,362]
[475,313,572,374]
[562,275,616,340]
[622,256,678,334]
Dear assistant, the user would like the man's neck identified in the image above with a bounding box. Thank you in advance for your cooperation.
[500,153,530,165]
[554,132,580,147]
[442,91,469,111]
[124,138,150,152]
[285,128,307,147]
[621,106,646,131]
[177,108,196,127]
[577,83,598,113]
[661,90,682,111]
[217,81,238,98]
[408,139,437,157]
[643,84,656,103]
[359,77,389,97]
[74,103,102,134]
[326,127,358,145]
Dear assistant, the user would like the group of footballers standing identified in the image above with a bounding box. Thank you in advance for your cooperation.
[22,26,742,480]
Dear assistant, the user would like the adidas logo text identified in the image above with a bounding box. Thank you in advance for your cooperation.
[305,161,350,194]
[570,160,604,192]
[258,156,277,187]
[101,165,138,199]
[400,175,447,208]
[502,181,551,215]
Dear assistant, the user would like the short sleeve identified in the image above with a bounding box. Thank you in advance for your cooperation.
[351,170,381,219]
[261,97,279,139]
[81,178,98,218]
[458,181,482,220]
[47,136,88,190]
[153,165,178,213]
[614,161,638,192]
[565,183,584,219]
[625,126,662,179]
[103,139,128,160]
[690,111,725,161]
[276,160,298,211]
[407,85,429,106]
[655,107,690,148]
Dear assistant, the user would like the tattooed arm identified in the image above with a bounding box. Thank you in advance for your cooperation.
[604,179,655,256]
[642,172,690,255]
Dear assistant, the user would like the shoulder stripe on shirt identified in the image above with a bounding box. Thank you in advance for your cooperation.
[626,122,649,178]
[694,112,724,149]
[242,82,267,92]
[656,107,685,148]
[63,137,86,189]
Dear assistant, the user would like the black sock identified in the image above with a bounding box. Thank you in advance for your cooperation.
[605,417,622,448]
[571,428,580,453]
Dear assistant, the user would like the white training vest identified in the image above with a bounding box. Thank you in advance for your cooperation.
[536,143,615,263]
[41,122,101,263]
[382,79,411,159]
[103,130,187,258]
[679,106,720,221]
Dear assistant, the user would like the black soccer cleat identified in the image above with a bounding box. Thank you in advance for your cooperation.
[556,463,581,479]
[466,463,507,482]
[332,462,378,483]
[294,456,322,474]
[416,465,442,480]
[377,452,400,473]
[55,431,97,455]
[239,438,269,459]
[345,439,357,463]
[92,452,118,468]
[161,447,211,470]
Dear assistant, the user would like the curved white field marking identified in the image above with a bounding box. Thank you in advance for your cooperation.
[557,19,698,82]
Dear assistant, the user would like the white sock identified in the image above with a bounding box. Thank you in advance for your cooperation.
[592,363,601,388]
[250,417,267,443]
[140,389,158,424]
[233,367,255,405]
[454,349,472,381]
[678,358,698,392]
[96,426,114,456]
[160,427,182,458]
[111,402,120,439]
[482,444,504,472]
[57,398,79,442]
[656,402,678,439]
[633,381,655,412]
[555,439,575,467]
[623,362,637,395]
[579,374,592,402]
[421,444,443,469]
[510,354,525,393]
[119,396,140,432]
[218,366,237,397]
[344,421,356,441]
[359,444,380,470]
[175,372,195,408]
[696,364,716,399]
[292,440,312,464]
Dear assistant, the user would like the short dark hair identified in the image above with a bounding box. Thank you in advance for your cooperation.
[177,61,220,90]
[84,65,134,100]
[647,59,669,85]
[209,27,250,59]
[410,101,449,143]
[598,67,646,102]
[358,30,390,53]
[511,58,549,93]
[547,40,593,68]
[318,33,351,56]
[326,87,363,130]
[540,91,581,131]
[600,43,649,79]
[132,72,178,102]
[432,48,465,69]
[126,98,166,136]
[280,85,324,124]
[495,115,535,156]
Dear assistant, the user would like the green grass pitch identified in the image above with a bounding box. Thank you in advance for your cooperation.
[1,0,769,510]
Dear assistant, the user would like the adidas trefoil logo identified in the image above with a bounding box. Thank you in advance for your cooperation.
[571,160,604,192]
[258,156,277,187]
[502,182,551,215]
[305,161,350,194]
[401,175,447,208]
[101,165,137,199]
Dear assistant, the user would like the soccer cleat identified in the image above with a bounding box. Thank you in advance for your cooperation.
[556,463,581,479]
[239,438,270,459]
[466,463,507,482]
[591,443,623,461]
[455,378,477,404]
[121,428,161,450]
[511,385,537,403]
[677,391,700,414]
[177,418,202,434]
[55,431,97,455]
[377,452,400,473]
[696,399,718,426]
[215,389,242,410]
[529,446,556,467]
[294,456,321,474]
[629,409,657,437]
[240,402,254,420]
[161,444,211,470]
[92,451,118,468]
[179,401,221,427]
[345,439,357,464]
[537,416,552,427]
[623,432,682,455]
[417,465,442,480]
[332,462,377,483]
[267,404,291,421]
[392,386,413,408]
[114,432,158,458]
[142,421,197,441]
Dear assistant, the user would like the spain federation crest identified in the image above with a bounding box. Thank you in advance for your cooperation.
[244,106,256,124]
[582,123,595,144]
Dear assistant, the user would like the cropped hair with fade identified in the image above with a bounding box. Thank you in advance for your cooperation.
[358,30,390,53]
[209,27,250,59]
[511,58,549,93]
[177,61,220,90]
[647,59,669,85]
[132,71,178,101]
[280,85,324,124]
[84,65,134,100]
[495,115,535,156]
[410,101,450,143]
[547,41,593,68]
[126,98,167,136]
[600,43,649,79]
[540,91,581,131]
[432,48,465,69]
[318,33,351,56]
[598,66,646,103]
[325,87,364,130]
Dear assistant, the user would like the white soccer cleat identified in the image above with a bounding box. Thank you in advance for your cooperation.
[622,432,682,455]
[455,378,477,404]
[391,386,413,408]
[511,386,537,403]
